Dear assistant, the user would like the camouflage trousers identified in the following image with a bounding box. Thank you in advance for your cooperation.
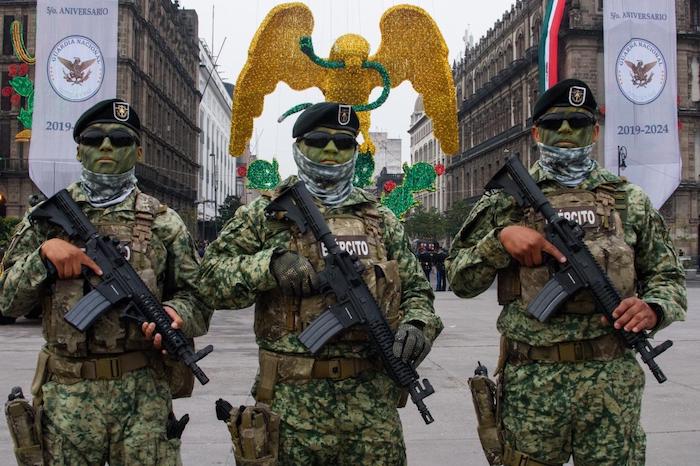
[41,367,181,466]
[263,371,407,466]
[501,352,645,466]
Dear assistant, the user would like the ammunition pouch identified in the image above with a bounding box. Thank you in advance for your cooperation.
[4,387,42,466]
[223,402,280,466]
[468,369,503,465]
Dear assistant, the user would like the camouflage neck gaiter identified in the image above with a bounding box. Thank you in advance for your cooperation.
[80,167,137,208]
[292,143,356,207]
[537,142,596,187]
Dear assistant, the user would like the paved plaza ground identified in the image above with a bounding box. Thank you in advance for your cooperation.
[0,284,698,465]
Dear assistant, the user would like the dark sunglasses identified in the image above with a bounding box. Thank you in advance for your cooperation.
[79,129,139,148]
[536,112,596,130]
[302,132,358,150]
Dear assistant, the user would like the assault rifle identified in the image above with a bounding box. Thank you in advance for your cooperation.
[30,190,213,385]
[485,155,672,383]
[265,181,435,424]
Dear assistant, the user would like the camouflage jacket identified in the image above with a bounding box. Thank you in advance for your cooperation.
[198,176,442,356]
[446,161,687,345]
[0,183,211,340]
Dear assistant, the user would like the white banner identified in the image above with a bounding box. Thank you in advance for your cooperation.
[603,1,680,208]
[29,0,118,196]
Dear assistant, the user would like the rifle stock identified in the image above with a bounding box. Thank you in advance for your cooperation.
[486,155,672,383]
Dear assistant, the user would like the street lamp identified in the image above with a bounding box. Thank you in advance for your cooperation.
[617,145,627,176]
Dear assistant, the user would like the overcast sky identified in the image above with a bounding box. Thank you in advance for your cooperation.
[180,0,518,177]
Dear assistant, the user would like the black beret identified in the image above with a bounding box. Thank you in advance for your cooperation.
[73,98,141,142]
[292,102,360,138]
[533,79,598,122]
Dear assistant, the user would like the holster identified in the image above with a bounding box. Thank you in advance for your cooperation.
[224,402,280,466]
[4,387,42,466]
[163,349,195,399]
[468,365,503,465]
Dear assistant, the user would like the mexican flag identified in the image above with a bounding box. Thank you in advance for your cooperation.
[539,0,566,92]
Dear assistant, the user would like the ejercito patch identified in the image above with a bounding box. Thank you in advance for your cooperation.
[319,235,370,258]
[556,206,598,227]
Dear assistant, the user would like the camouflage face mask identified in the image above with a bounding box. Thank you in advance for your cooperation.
[293,142,356,207]
[80,166,137,208]
[537,142,596,187]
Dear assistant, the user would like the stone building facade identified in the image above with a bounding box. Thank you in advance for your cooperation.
[0,2,35,218]
[368,131,402,197]
[197,38,234,239]
[449,0,700,257]
[0,0,201,231]
[409,95,448,212]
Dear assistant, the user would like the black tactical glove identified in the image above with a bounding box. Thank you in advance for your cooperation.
[392,322,431,368]
[270,250,319,297]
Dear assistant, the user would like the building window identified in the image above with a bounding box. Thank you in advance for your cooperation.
[1,72,11,111]
[0,120,11,159]
[2,16,15,56]
[691,0,700,29]
[516,33,525,59]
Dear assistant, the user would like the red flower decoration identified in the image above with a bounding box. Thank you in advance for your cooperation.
[10,94,21,107]
[434,163,445,176]
[1,86,12,97]
[18,63,29,76]
[8,64,18,77]
[237,165,248,177]
[383,180,397,193]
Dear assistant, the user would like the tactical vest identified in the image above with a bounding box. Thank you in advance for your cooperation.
[41,193,167,357]
[254,203,403,342]
[498,184,636,313]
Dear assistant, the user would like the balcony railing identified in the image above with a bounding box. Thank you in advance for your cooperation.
[0,158,29,176]
[136,164,196,201]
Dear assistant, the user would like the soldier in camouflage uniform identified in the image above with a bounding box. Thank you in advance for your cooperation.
[0,99,212,465]
[446,79,686,466]
[199,102,442,465]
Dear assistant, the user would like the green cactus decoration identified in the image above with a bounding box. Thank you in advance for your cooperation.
[381,162,437,219]
[246,159,280,190]
[353,151,375,188]
[9,76,33,129]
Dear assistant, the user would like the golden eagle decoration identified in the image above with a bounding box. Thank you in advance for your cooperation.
[228,2,458,160]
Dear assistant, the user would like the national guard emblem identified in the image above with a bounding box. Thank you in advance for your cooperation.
[338,105,352,126]
[569,86,586,107]
[114,102,130,121]
[616,38,666,105]
[48,35,105,102]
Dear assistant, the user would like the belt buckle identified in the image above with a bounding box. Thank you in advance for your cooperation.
[327,360,341,379]
[95,357,121,379]
[558,342,584,362]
